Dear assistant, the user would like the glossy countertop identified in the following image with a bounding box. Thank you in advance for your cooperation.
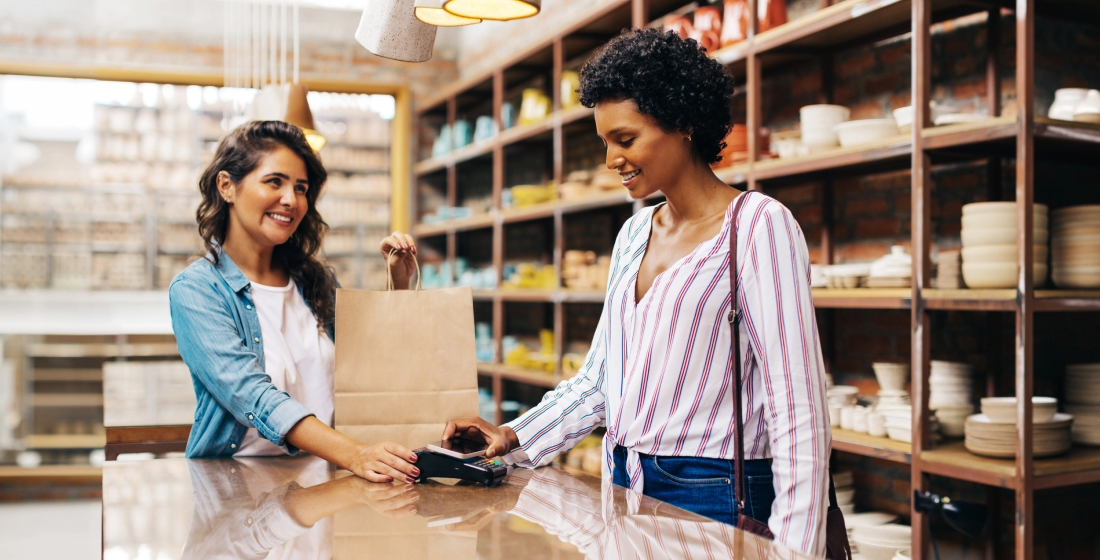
[103,455,816,560]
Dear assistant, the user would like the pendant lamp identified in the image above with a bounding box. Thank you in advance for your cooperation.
[415,0,482,26]
[443,0,540,21]
[355,0,438,63]
[284,84,327,153]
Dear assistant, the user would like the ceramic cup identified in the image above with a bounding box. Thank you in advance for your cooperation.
[840,405,856,431]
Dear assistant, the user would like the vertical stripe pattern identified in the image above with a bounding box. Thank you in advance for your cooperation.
[503,192,830,557]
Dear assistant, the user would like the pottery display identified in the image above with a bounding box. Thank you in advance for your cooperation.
[1072,89,1100,124]
[1049,88,1089,121]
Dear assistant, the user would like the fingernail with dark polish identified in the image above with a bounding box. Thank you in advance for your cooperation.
[412,468,420,476]
[406,476,415,483]
[409,454,418,462]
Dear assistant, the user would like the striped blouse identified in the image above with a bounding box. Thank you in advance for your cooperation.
[503,191,831,556]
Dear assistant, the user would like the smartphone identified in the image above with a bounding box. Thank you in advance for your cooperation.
[426,438,490,459]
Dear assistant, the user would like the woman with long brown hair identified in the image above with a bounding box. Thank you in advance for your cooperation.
[170,120,422,483]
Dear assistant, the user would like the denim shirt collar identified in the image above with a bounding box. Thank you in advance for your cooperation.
[210,248,253,294]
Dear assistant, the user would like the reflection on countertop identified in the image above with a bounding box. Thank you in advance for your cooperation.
[103,456,816,560]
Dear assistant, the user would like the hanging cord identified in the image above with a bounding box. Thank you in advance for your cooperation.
[385,250,422,292]
[925,515,942,560]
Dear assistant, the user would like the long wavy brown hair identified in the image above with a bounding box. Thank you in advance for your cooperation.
[196,120,335,326]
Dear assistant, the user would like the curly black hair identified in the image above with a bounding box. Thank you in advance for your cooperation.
[579,28,735,164]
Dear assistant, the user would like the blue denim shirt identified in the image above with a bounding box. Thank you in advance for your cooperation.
[169,249,335,458]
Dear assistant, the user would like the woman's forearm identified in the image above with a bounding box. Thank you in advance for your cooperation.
[285,416,364,471]
[285,416,420,483]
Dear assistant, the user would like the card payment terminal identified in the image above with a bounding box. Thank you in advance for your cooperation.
[412,447,509,487]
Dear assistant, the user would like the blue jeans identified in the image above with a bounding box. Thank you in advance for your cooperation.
[611,445,775,526]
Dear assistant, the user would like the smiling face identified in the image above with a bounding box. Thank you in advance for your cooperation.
[218,145,310,250]
[594,98,696,199]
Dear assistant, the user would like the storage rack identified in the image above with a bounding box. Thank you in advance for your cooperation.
[411,0,1100,558]
[0,96,393,291]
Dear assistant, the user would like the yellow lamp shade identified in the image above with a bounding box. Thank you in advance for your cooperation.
[443,0,540,21]
[415,0,481,26]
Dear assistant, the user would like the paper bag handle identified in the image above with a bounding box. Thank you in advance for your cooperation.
[385,249,422,291]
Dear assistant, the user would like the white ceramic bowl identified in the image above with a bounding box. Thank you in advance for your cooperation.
[962,227,1048,247]
[801,104,851,124]
[854,523,912,544]
[962,213,1049,232]
[962,201,1049,217]
[873,362,911,391]
[962,244,1047,264]
[893,106,914,132]
[1052,270,1100,288]
[981,396,1058,423]
[802,129,840,148]
[835,119,901,147]
[886,426,912,442]
[962,262,1048,288]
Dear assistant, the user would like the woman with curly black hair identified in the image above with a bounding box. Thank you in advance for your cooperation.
[444,29,830,556]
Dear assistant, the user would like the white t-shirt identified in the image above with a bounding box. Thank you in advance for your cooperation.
[235,278,335,456]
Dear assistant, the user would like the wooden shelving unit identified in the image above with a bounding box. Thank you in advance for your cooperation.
[411,1,1100,558]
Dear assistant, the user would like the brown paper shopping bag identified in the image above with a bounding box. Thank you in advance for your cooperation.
[334,258,479,450]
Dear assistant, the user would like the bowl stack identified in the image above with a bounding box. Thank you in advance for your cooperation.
[824,263,872,288]
[1051,205,1100,288]
[961,202,1049,288]
[846,512,899,557]
[1064,363,1100,445]
[867,246,912,288]
[935,249,962,289]
[800,104,850,153]
[851,524,912,560]
[930,360,976,437]
[964,397,1073,458]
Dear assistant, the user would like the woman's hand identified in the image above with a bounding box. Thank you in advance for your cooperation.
[380,231,418,290]
[348,441,421,483]
[442,417,521,458]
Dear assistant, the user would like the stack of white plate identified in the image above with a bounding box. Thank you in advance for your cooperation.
[936,249,962,288]
[965,397,1072,458]
[846,511,898,556]
[851,524,911,560]
[824,263,872,288]
[867,246,912,288]
[801,104,850,152]
[1064,363,1100,445]
[930,360,976,437]
[960,202,1048,288]
[1051,205,1100,288]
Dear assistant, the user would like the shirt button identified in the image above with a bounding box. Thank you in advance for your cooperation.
[246,304,253,310]
[248,414,254,420]
[230,443,237,449]
[253,337,260,343]
[246,517,253,525]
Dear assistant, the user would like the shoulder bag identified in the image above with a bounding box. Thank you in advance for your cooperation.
[727,192,852,560]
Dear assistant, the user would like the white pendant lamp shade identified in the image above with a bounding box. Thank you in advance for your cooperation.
[443,0,541,21]
[355,0,438,63]
[415,0,482,26]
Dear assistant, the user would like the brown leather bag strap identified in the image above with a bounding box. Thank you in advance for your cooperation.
[727,192,750,512]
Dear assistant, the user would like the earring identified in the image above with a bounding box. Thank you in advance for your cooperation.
[686,135,692,142]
